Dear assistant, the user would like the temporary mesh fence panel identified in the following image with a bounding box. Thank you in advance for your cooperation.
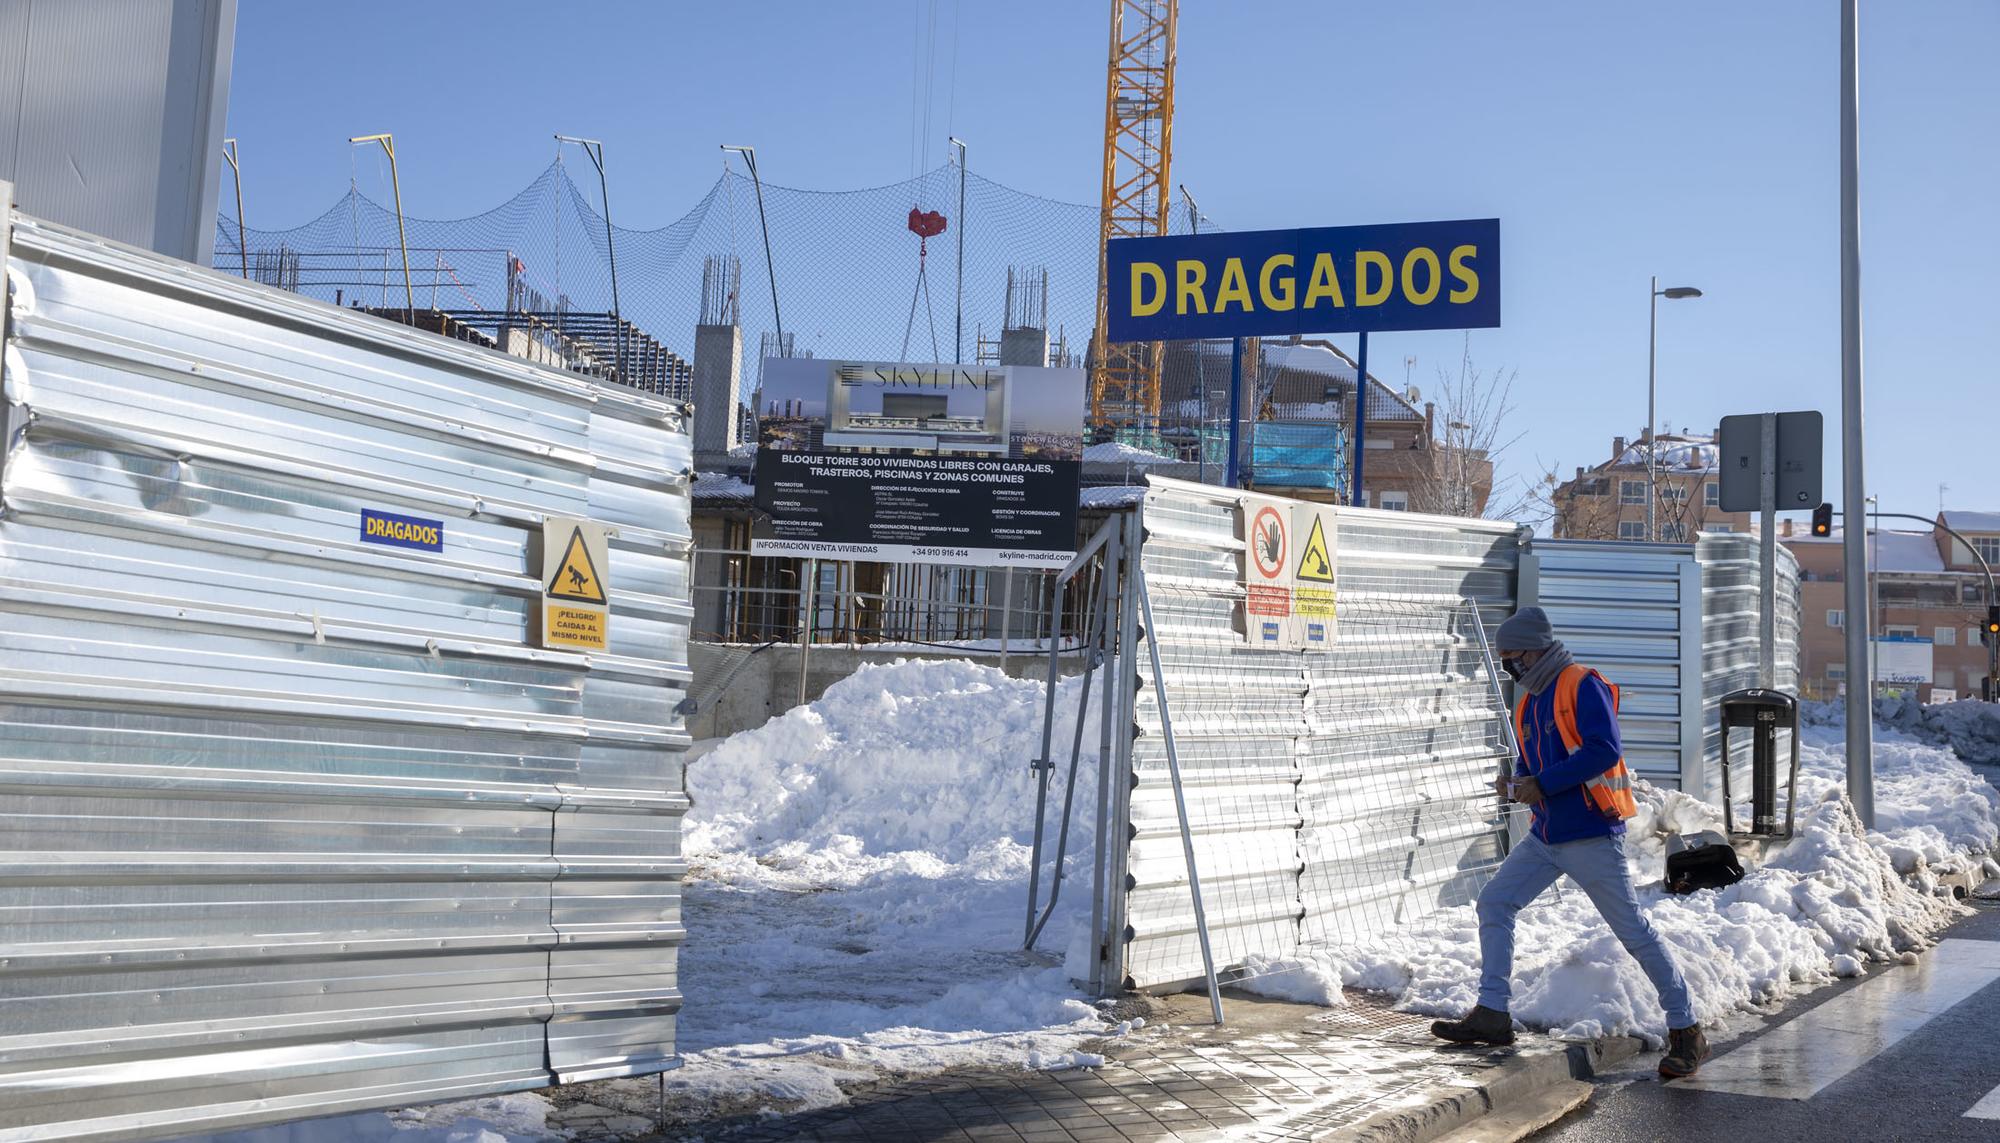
[1295,597,1521,950]
[1115,478,1523,992]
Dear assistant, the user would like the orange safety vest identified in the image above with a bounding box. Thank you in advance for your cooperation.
[1512,664,1638,821]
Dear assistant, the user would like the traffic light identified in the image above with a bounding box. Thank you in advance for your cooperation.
[1811,502,1833,538]
[1986,606,2000,640]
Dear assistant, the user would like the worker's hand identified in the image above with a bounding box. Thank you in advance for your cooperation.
[1492,776,1513,800]
[1511,776,1545,806]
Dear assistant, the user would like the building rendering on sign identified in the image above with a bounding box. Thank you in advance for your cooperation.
[823,363,1010,454]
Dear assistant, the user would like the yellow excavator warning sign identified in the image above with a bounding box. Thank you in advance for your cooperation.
[1296,515,1334,583]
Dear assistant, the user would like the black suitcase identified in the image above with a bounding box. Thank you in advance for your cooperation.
[1665,830,1745,894]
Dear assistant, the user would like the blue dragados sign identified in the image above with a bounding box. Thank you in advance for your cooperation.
[1104,219,1501,342]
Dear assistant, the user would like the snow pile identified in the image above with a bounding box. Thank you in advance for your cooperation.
[1240,724,2000,1045]
[1082,440,1177,466]
[1871,695,2000,765]
[666,658,1111,1115]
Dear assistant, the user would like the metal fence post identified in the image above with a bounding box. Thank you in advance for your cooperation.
[1135,562,1224,1024]
[797,558,815,708]
[999,567,1014,673]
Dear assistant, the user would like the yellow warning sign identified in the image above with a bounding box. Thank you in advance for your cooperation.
[543,603,608,649]
[548,527,608,604]
[1290,503,1338,649]
[1296,515,1335,583]
[538,516,610,652]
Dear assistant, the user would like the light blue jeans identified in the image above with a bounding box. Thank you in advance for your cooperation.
[1476,832,1697,1029]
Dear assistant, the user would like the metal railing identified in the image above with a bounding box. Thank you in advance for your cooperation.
[690,546,1098,656]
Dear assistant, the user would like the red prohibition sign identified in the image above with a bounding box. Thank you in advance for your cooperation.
[1249,505,1286,581]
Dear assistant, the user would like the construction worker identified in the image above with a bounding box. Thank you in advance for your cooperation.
[1430,606,1709,1079]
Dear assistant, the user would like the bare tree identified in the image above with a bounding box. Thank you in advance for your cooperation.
[1650,468,1718,541]
[1526,459,1624,539]
[1410,335,1530,520]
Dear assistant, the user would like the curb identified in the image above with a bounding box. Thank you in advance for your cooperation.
[1337,1034,1645,1143]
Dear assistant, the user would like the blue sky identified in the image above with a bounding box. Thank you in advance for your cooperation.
[225,1,1998,520]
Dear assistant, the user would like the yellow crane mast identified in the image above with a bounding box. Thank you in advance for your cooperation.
[1088,0,1177,437]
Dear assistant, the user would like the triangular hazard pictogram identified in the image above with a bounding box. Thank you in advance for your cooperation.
[547,528,607,603]
[1296,516,1334,583]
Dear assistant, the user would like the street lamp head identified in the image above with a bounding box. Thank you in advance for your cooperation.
[1660,286,1703,300]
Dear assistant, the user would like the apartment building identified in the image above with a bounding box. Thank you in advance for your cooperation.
[1551,430,1759,541]
[1784,511,2000,702]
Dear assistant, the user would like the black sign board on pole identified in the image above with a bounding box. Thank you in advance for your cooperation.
[1718,411,1824,513]
[751,359,1085,569]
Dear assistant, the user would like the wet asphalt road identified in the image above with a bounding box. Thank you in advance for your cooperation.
[1537,761,2000,1142]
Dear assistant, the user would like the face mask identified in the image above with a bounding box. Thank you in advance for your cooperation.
[1501,658,1525,682]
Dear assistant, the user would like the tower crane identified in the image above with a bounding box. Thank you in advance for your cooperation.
[1088,0,1178,437]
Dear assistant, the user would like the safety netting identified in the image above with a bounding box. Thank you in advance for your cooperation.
[214,160,1219,410]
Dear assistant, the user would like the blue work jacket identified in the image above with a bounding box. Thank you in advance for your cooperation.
[1514,671,1626,844]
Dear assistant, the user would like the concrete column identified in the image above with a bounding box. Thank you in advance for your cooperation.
[692,323,743,455]
[999,327,1048,367]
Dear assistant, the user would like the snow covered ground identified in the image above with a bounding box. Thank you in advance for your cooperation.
[1238,721,2000,1045]
[658,657,1114,1115]
[170,674,2000,1140]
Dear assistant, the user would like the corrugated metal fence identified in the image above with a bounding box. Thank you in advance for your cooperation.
[0,204,691,1140]
[1078,482,1805,996]
[1113,479,1522,991]
[1518,535,1802,802]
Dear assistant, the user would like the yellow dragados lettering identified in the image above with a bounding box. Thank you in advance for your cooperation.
[1258,253,1296,311]
[1355,251,1393,306]
[1302,251,1345,309]
[1213,257,1254,314]
[1401,247,1442,305]
[1130,262,1167,317]
[1176,260,1209,315]
[1448,244,1480,302]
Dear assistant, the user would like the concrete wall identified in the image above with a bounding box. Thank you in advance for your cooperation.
[687,642,1088,741]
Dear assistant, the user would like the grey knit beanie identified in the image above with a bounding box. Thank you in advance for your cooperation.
[1495,606,1555,652]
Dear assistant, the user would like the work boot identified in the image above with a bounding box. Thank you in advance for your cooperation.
[1430,1004,1515,1046]
[1659,1024,1710,1078]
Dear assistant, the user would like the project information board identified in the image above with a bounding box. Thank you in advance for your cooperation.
[751,359,1085,568]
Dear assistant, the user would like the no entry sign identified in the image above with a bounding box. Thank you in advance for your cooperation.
[1242,496,1293,648]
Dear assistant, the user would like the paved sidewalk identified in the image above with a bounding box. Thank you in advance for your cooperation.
[610,992,1636,1143]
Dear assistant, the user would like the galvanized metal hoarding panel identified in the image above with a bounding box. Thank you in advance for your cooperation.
[0,210,690,1140]
[1519,540,1702,790]
[1120,478,1519,991]
[1695,533,1802,802]
[1520,535,1802,803]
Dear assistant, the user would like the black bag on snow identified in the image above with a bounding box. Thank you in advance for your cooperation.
[1664,830,1745,894]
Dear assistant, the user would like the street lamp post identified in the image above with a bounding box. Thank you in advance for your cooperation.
[721,145,783,352]
[555,136,622,381]
[1647,277,1703,540]
[348,134,415,325]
